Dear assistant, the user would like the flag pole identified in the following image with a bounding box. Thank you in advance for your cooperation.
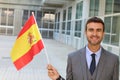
[32,12,50,64]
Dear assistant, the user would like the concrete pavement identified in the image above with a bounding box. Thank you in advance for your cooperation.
[0,35,76,80]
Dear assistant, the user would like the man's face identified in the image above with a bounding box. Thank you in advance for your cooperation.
[85,22,104,46]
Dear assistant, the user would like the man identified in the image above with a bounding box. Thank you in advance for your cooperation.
[47,17,119,80]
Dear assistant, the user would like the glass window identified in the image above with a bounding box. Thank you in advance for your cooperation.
[49,31,53,38]
[49,12,55,22]
[103,16,120,46]
[76,1,83,19]
[36,11,42,28]
[113,0,120,13]
[54,23,57,32]
[22,10,28,26]
[0,27,6,34]
[43,11,49,22]
[62,10,66,34]
[56,12,60,33]
[62,22,66,34]
[89,0,99,17]
[54,14,57,32]
[105,0,120,14]
[41,30,48,38]
[67,7,72,35]
[8,9,14,26]
[43,22,48,28]
[105,0,113,14]
[7,28,13,35]
[66,22,71,35]
[55,14,57,22]
[42,11,55,30]
[103,34,110,44]
[111,16,120,45]
[22,10,55,38]
[104,17,111,33]
[75,20,82,37]
[55,13,60,33]
[68,7,72,20]
[103,17,112,44]
[1,8,14,26]
[49,23,54,29]
[63,10,66,21]
[58,12,60,22]
[1,8,7,25]
[57,22,59,33]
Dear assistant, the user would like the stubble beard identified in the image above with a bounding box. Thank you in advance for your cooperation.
[87,36,103,46]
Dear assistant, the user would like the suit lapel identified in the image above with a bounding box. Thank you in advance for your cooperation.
[79,48,88,80]
[95,48,106,80]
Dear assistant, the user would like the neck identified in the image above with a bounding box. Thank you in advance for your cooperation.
[88,44,100,53]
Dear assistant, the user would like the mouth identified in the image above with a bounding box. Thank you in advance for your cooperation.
[91,36,99,40]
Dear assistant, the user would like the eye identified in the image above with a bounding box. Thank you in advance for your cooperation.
[97,29,102,32]
[88,28,93,32]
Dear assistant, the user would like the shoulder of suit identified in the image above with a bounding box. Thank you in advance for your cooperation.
[68,47,85,57]
[102,47,119,59]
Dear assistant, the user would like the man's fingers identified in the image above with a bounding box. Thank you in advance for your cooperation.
[47,64,58,75]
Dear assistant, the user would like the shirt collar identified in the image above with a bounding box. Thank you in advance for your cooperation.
[86,45,102,57]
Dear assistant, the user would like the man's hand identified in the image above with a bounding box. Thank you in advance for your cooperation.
[47,64,60,80]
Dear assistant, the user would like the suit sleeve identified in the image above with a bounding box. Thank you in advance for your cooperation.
[66,55,73,80]
[56,75,65,80]
[113,56,119,80]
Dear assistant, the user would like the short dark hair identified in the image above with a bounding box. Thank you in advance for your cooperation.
[85,17,105,32]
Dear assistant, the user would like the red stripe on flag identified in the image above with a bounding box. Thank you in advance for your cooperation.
[13,40,44,70]
[17,16,35,38]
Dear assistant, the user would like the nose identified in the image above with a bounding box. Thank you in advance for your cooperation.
[92,30,97,36]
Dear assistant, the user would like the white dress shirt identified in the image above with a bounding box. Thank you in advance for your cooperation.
[86,45,101,69]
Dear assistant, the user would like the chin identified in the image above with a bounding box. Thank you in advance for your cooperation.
[90,42,101,46]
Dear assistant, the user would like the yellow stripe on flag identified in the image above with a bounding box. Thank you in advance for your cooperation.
[11,24,42,62]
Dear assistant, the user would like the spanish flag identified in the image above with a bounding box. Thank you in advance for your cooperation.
[10,14,44,70]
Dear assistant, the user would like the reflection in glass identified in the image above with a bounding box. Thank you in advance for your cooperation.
[22,10,28,26]
[113,0,120,13]
[111,16,120,46]
[67,22,71,35]
[105,0,113,14]
[62,22,66,34]
[36,11,42,28]
[104,17,111,33]
[103,34,110,44]
[103,16,120,46]
[76,1,83,19]
[8,9,14,26]
[63,10,66,21]
[105,0,120,14]
[1,8,7,25]
[68,7,72,20]
[75,20,82,37]
[89,0,99,17]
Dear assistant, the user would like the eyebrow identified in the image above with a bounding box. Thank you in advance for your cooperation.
[87,28,103,31]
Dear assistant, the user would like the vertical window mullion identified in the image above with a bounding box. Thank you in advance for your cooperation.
[6,8,9,26]
[110,17,112,44]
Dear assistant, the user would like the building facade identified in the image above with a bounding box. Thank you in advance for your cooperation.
[54,0,120,56]
[0,0,55,38]
[0,0,120,56]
